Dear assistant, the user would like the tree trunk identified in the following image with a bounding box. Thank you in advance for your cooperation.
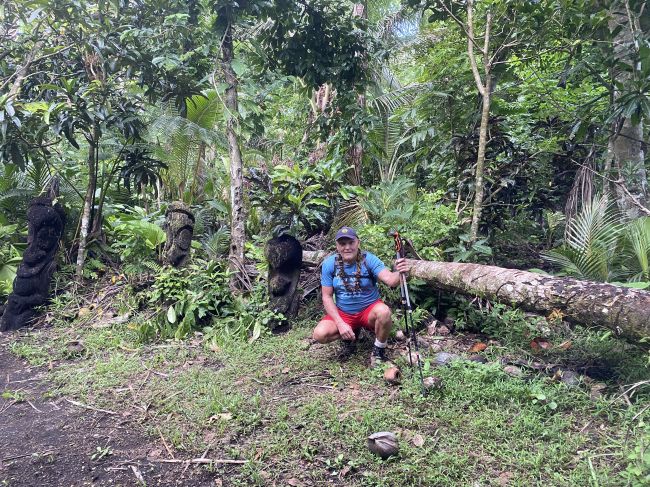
[608,3,647,218]
[467,1,492,243]
[301,251,650,338]
[612,119,646,218]
[348,1,368,185]
[222,21,246,289]
[75,126,99,280]
[469,72,491,242]
[190,142,207,203]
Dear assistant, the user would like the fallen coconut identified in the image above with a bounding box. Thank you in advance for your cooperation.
[367,431,399,459]
[384,366,401,385]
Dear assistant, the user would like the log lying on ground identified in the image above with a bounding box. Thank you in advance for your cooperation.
[302,251,650,339]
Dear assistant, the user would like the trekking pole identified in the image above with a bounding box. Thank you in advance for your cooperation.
[390,231,426,395]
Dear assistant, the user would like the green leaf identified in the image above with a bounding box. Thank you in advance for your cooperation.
[310,198,330,207]
[249,321,262,343]
[231,59,246,76]
[167,305,177,324]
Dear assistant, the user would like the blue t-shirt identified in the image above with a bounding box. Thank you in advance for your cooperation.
[321,251,387,314]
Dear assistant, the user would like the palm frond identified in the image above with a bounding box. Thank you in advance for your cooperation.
[542,195,623,282]
[185,90,225,133]
[620,216,650,281]
[331,198,369,231]
[359,176,417,223]
[203,226,231,260]
[369,83,441,116]
[373,4,421,43]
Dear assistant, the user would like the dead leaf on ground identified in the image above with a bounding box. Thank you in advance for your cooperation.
[468,342,487,353]
[530,337,551,351]
[558,340,572,350]
[148,447,163,458]
[590,382,607,400]
[340,465,351,478]
[498,471,514,486]
[214,480,223,487]
[286,479,302,487]
[503,365,523,377]
[282,367,290,374]
[412,434,425,447]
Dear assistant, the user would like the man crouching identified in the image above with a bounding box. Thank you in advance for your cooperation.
[312,227,409,367]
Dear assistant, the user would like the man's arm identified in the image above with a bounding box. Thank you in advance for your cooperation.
[377,257,409,288]
[322,286,356,341]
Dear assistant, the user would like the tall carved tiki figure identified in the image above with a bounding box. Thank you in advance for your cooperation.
[265,234,303,326]
[162,202,195,268]
[1,197,66,331]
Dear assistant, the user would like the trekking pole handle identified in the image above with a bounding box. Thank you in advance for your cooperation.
[390,230,405,258]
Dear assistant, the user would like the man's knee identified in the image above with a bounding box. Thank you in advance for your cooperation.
[373,303,392,323]
[313,321,337,343]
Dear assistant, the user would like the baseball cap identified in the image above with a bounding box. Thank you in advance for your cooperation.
[335,226,358,241]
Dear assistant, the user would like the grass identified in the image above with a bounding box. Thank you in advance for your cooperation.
[4,291,649,486]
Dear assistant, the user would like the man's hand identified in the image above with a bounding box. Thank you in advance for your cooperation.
[337,321,356,341]
[394,257,409,275]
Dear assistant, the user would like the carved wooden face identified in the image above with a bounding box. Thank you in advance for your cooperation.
[176,227,193,251]
[35,224,60,253]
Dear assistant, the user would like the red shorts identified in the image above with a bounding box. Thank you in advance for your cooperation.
[322,300,384,332]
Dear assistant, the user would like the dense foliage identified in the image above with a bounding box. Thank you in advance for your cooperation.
[1,0,649,321]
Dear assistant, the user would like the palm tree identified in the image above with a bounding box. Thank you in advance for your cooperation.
[148,90,226,204]
[543,195,624,282]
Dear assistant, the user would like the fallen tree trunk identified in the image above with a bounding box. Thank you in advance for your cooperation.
[302,251,650,338]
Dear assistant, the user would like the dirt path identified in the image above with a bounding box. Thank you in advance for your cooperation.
[0,338,218,487]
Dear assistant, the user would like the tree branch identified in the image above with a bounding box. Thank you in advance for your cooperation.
[436,1,483,52]
[466,0,485,96]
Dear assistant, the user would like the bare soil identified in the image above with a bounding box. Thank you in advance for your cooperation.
[0,338,220,487]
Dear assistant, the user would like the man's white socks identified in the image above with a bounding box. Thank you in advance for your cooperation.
[374,339,387,349]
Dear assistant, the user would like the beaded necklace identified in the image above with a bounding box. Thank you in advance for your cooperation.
[335,251,364,293]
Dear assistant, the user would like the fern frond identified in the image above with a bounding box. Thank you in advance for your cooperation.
[203,227,231,260]
[141,260,163,273]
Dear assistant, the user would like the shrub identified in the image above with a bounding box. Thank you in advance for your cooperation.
[0,223,26,298]
[104,205,166,273]
[142,259,281,343]
[543,196,650,286]
[357,190,459,263]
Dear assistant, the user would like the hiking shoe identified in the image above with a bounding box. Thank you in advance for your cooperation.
[336,340,358,361]
[370,345,388,368]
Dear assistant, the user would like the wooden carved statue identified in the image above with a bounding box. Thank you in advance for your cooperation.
[162,202,195,268]
[265,234,303,325]
[1,197,65,331]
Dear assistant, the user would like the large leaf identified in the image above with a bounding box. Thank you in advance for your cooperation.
[542,195,624,282]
